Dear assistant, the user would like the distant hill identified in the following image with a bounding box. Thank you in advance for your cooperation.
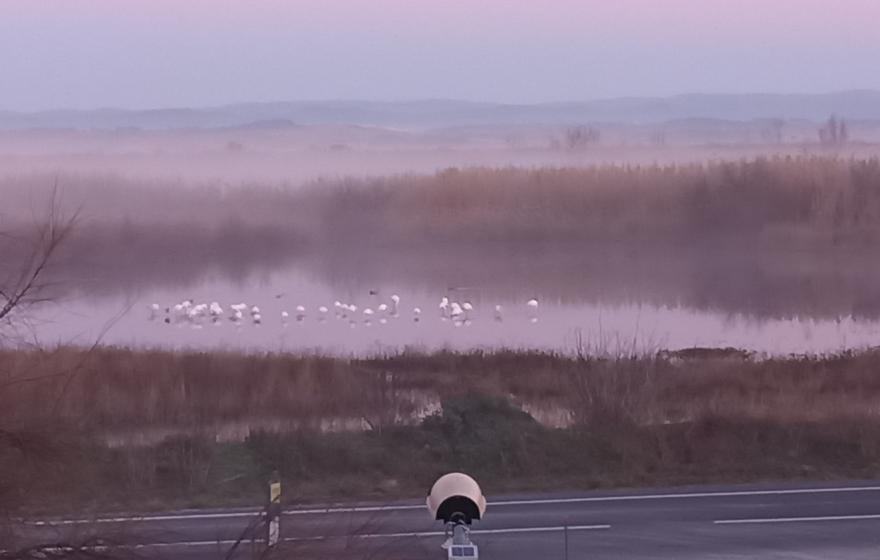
[2,91,879,130]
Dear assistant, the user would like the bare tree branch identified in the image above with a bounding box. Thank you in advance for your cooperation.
[0,183,80,325]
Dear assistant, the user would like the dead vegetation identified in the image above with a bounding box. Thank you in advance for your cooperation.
[4,347,880,514]
[3,156,880,249]
[3,157,880,520]
[310,156,880,247]
[7,346,880,432]
[3,157,880,321]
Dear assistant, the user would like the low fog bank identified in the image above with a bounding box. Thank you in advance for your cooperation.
[5,156,880,243]
[2,157,880,321]
[2,120,880,183]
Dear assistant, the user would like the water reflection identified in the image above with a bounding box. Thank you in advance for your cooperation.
[37,231,880,322]
[24,261,880,356]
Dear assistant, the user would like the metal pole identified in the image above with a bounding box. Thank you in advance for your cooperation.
[564,524,569,560]
[267,470,281,548]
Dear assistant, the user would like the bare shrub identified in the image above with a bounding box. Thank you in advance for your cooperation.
[818,115,849,147]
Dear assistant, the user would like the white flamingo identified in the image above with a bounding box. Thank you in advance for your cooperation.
[230,303,248,315]
[450,302,464,319]
[189,303,208,324]
[207,302,223,325]
[229,304,247,324]
[462,302,473,320]
[439,297,450,318]
[527,298,539,324]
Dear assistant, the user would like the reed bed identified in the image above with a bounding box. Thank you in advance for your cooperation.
[3,156,880,248]
[310,156,880,246]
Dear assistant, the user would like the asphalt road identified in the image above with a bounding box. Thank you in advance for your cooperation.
[14,480,880,559]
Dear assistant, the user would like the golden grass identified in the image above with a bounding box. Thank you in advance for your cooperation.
[312,156,880,246]
[3,156,880,249]
[4,346,880,433]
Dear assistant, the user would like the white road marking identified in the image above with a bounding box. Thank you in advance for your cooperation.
[28,485,880,526]
[336,530,442,540]
[0,540,242,553]
[6,525,611,551]
[715,514,880,525]
[475,524,610,535]
[135,539,240,548]
[492,485,880,507]
[562,524,613,531]
[30,511,268,526]
[287,504,424,515]
[350,524,610,539]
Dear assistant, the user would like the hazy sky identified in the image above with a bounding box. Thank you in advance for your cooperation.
[1,0,878,111]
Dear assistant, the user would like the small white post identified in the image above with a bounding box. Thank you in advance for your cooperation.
[267,471,281,548]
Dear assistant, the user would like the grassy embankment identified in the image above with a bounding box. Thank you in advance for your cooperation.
[3,346,880,514]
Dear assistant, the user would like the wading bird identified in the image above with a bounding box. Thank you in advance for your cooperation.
[439,297,450,318]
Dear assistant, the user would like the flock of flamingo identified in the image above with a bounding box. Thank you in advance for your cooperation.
[148,293,540,328]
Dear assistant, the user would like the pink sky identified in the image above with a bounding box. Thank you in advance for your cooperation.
[1,0,878,109]
[7,0,877,36]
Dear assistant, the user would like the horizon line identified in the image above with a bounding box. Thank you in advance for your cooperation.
[2,89,879,115]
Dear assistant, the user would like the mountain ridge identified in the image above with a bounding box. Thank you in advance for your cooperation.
[2,91,879,131]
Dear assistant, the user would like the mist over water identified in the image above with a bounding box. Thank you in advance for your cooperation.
[26,260,880,356]
[6,203,880,356]
[3,134,880,356]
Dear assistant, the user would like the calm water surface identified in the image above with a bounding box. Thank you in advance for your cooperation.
[22,263,880,356]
